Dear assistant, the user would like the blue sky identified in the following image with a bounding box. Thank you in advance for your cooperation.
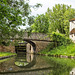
[21,0,75,29]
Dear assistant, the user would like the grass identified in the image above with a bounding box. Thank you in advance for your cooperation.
[0,52,16,57]
[40,43,75,56]
[0,57,14,63]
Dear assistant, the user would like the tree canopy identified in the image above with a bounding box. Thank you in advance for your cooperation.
[46,4,75,35]
[31,4,75,36]
[0,0,41,45]
[31,14,49,33]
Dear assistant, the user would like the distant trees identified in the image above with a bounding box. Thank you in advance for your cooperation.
[1,2,75,45]
[46,4,75,36]
[31,14,49,33]
[31,4,75,36]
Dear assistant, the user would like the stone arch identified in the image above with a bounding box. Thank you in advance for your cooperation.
[23,39,36,53]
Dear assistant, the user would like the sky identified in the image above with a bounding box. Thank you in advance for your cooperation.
[20,0,75,29]
[29,0,75,16]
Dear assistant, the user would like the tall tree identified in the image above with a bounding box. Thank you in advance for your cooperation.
[46,4,75,36]
[31,14,49,33]
[0,0,41,45]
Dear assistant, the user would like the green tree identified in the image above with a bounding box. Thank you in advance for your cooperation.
[0,0,41,45]
[31,14,49,33]
[46,4,75,36]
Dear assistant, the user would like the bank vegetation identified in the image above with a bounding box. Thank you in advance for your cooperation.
[39,32,75,57]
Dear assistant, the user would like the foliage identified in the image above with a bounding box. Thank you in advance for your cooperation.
[31,4,75,36]
[47,43,75,56]
[47,42,55,50]
[31,14,49,33]
[0,0,42,45]
[51,32,72,46]
[46,56,75,75]
[40,32,73,55]
[39,42,55,54]
[25,27,32,36]
[46,4,75,36]
[40,43,75,56]
[0,52,16,57]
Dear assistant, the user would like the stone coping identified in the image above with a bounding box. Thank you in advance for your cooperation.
[0,55,16,60]
[37,53,75,59]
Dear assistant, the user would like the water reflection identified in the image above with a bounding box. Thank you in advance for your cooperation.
[15,53,36,68]
[70,68,75,75]
[0,54,75,75]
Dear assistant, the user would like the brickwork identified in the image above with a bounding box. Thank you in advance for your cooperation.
[26,41,50,53]
[0,45,15,53]
[15,32,50,41]
[0,33,51,53]
[33,41,50,53]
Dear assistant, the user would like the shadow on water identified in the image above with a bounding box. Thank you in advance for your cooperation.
[0,53,75,75]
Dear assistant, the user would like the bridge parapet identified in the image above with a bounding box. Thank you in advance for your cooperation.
[23,32,50,40]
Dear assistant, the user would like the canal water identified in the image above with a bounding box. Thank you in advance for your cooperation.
[0,53,75,75]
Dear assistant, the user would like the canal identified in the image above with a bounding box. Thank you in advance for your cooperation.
[0,53,75,75]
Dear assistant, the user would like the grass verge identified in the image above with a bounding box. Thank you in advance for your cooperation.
[0,52,16,57]
[40,43,75,56]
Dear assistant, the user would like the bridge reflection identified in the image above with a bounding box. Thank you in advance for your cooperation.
[15,53,36,68]
[0,53,53,74]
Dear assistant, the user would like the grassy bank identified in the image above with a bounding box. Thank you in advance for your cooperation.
[40,43,75,56]
[0,52,16,57]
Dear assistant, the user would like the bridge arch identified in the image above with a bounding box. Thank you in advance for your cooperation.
[23,39,36,53]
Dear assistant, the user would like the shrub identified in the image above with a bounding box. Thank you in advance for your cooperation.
[51,32,72,46]
[47,42,55,50]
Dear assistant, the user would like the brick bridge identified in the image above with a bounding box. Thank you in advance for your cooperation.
[0,33,52,53]
[17,32,52,53]
[15,32,50,41]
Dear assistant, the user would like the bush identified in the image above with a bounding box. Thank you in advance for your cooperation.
[47,42,55,50]
[51,32,72,46]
